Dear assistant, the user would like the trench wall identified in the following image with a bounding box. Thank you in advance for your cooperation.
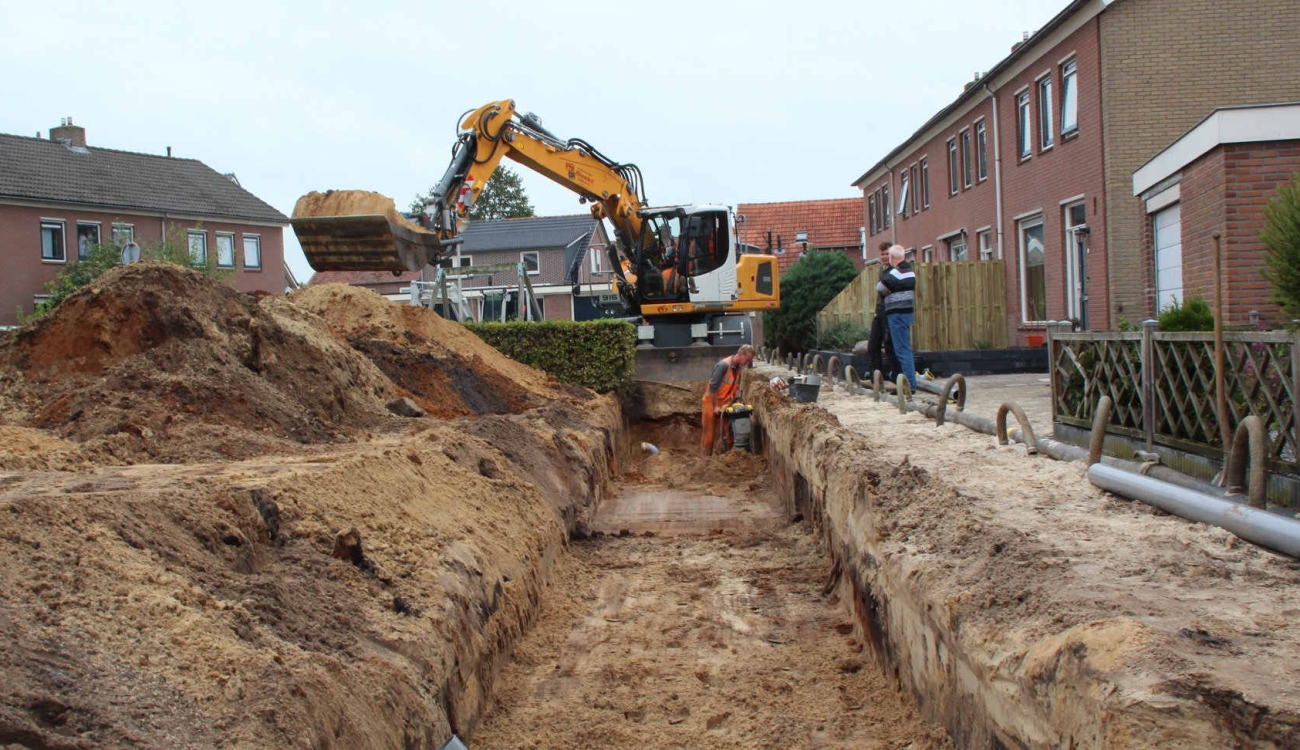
[744,376,1273,749]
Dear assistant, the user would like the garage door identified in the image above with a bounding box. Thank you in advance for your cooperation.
[1153,204,1182,310]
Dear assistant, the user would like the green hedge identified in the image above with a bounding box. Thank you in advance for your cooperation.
[464,319,636,393]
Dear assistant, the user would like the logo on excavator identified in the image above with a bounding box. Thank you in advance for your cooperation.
[564,162,595,187]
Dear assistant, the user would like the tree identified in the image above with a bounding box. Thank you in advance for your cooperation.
[762,250,860,353]
[1262,173,1300,325]
[409,166,535,221]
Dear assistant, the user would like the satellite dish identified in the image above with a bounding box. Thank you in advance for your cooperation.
[121,241,141,264]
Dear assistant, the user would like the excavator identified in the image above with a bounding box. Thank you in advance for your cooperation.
[292,99,779,353]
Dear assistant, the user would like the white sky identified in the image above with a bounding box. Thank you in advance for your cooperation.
[1,0,1068,283]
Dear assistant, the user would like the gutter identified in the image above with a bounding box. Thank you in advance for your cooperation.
[984,84,1005,259]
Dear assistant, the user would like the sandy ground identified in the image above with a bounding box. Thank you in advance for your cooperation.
[755,361,1300,737]
[473,434,950,749]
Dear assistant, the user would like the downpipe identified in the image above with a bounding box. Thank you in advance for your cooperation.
[1088,463,1300,559]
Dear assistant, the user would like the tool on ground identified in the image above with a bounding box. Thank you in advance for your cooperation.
[721,403,755,453]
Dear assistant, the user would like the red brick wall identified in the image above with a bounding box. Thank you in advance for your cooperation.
[870,17,1106,345]
[997,18,1107,337]
[542,292,571,321]
[1142,141,1300,328]
[0,204,284,325]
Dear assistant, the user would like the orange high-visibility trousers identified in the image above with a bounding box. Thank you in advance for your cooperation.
[701,393,717,455]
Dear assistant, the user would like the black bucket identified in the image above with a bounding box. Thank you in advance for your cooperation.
[790,382,821,403]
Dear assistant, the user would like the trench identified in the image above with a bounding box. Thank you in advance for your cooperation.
[468,406,947,748]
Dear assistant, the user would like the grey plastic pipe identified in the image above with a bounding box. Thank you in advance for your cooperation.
[1087,463,1300,559]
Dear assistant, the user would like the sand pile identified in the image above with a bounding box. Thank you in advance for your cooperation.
[292,190,430,236]
[0,264,392,466]
[291,284,558,418]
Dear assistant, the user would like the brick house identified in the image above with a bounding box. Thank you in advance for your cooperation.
[735,198,865,276]
[852,0,1300,345]
[0,119,289,326]
[1133,103,1300,327]
[311,214,612,321]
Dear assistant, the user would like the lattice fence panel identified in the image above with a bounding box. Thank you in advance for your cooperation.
[1052,335,1144,430]
[1153,338,1297,462]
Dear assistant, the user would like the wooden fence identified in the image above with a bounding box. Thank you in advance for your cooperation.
[817,260,1008,351]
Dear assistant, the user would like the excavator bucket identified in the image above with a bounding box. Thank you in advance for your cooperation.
[291,190,444,272]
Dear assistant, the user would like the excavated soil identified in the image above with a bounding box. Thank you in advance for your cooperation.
[752,362,1300,747]
[292,190,431,236]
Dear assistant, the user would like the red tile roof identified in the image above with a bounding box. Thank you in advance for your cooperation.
[737,198,865,275]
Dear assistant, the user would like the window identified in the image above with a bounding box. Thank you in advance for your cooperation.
[960,129,973,188]
[40,221,65,262]
[242,234,261,268]
[1038,76,1054,149]
[881,184,890,229]
[910,164,920,214]
[921,245,935,263]
[1064,201,1088,323]
[947,138,959,195]
[898,171,911,217]
[76,222,100,261]
[1153,205,1183,308]
[216,232,235,268]
[977,229,994,259]
[1061,60,1078,135]
[1019,215,1047,323]
[975,121,988,182]
[187,230,207,264]
[589,246,602,273]
[451,254,473,268]
[920,158,930,208]
[1017,91,1032,159]
[868,194,877,235]
[521,250,540,274]
[111,223,134,245]
[947,234,968,262]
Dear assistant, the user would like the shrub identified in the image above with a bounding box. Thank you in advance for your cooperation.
[817,320,871,352]
[1262,173,1300,325]
[1157,296,1214,332]
[464,319,635,393]
[762,250,860,352]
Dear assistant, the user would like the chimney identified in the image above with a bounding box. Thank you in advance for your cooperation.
[49,117,86,147]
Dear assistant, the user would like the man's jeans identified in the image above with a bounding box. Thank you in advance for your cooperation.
[886,312,916,390]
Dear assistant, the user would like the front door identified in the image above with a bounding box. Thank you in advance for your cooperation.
[1064,202,1088,329]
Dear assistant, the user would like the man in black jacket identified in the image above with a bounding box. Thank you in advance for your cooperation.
[865,241,895,380]
[876,245,917,390]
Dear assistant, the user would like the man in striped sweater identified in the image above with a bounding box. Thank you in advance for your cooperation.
[876,245,917,391]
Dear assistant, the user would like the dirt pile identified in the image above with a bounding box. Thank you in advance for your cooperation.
[0,263,399,466]
[292,190,430,236]
[291,284,559,418]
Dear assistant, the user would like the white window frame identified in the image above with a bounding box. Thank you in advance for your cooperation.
[1063,200,1088,322]
[215,231,236,268]
[1016,89,1033,160]
[920,157,930,208]
[947,234,968,262]
[921,245,935,263]
[881,183,890,229]
[1018,214,1047,324]
[977,228,994,260]
[520,250,540,275]
[41,219,67,263]
[975,119,988,182]
[187,230,207,265]
[910,164,920,214]
[898,171,911,217]
[947,138,959,195]
[452,254,473,269]
[111,223,135,245]
[76,221,101,261]
[960,128,973,189]
[242,234,262,269]
[1060,59,1079,136]
[1038,74,1055,150]
[868,193,877,236]
[589,245,602,274]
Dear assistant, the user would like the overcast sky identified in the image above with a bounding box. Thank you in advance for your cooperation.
[2,0,1069,283]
